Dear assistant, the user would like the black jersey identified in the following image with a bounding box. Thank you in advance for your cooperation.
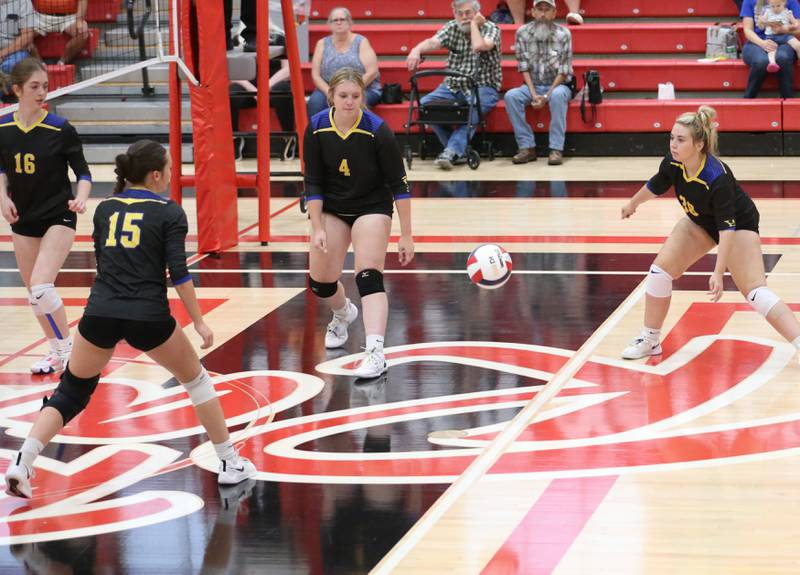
[85,189,191,321]
[303,108,410,213]
[0,111,91,225]
[647,154,758,233]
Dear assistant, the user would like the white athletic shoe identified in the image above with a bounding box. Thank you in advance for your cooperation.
[325,300,358,349]
[622,336,662,360]
[30,350,69,375]
[353,348,388,379]
[217,456,256,485]
[566,11,584,24]
[5,456,34,499]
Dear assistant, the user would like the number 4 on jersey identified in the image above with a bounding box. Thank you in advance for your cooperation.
[339,159,350,177]
[105,212,144,248]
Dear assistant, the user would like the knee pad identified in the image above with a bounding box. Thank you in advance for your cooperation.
[29,283,62,316]
[356,268,385,297]
[309,277,338,298]
[183,367,217,407]
[43,367,100,424]
[747,286,780,317]
[645,264,673,298]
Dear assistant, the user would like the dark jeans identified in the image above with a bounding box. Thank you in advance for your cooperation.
[229,81,294,133]
[742,41,797,98]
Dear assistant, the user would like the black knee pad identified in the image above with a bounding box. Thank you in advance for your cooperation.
[356,268,385,297]
[309,276,338,298]
[42,367,101,424]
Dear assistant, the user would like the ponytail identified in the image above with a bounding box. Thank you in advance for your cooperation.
[675,105,718,156]
[112,140,168,193]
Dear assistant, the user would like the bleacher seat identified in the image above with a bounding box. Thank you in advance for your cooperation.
[34,28,100,60]
[46,64,75,91]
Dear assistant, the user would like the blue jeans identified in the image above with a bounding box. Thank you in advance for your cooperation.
[307,83,383,117]
[419,83,499,156]
[503,83,571,152]
[742,41,797,98]
[1,51,31,75]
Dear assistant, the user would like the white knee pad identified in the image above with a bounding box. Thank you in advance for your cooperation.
[747,286,780,317]
[183,367,217,406]
[645,265,673,298]
[29,283,63,316]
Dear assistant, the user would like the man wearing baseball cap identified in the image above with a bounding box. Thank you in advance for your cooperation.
[504,0,574,165]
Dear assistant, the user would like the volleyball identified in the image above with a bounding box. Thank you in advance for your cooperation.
[466,244,512,289]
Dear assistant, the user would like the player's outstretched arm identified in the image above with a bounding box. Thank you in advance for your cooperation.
[621,184,657,219]
[174,281,214,349]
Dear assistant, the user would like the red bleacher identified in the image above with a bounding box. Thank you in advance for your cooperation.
[34,28,100,60]
[46,64,75,91]
[310,23,712,56]
[310,0,738,20]
[32,0,120,23]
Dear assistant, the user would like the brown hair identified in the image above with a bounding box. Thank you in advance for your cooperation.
[326,67,366,107]
[675,105,719,156]
[114,140,168,194]
[9,58,47,98]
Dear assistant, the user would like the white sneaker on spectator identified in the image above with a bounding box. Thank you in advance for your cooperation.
[325,300,358,349]
[622,335,662,360]
[566,12,584,24]
[30,350,69,375]
[353,348,387,379]
[217,456,256,485]
[5,457,34,499]
[434,150,457,170]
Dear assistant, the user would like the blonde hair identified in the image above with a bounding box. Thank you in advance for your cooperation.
[675,105,718,156]
[327,6,352,24]
[326,67,366,107]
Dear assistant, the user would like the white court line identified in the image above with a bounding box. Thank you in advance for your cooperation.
[369,280,648,575]
[0,268,797,277]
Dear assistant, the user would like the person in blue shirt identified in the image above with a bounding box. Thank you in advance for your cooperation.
[740,0,800,97]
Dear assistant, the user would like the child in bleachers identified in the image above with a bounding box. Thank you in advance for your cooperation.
[761,0,800,71]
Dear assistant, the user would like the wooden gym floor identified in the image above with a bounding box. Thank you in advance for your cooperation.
[1,156,800,574]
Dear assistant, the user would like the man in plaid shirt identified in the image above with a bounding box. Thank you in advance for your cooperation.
[504,0,573,165]
[406,0,502,170]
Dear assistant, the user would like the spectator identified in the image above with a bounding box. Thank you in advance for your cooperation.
[307,7,381,117]
[33,0,89,64]
[0,0,37,75]
[224,0,256,51]
[504,0,573,165]
[760,0,800,71]
[406,0,502,170]
[740,0,800,98]
[506,0,584,25]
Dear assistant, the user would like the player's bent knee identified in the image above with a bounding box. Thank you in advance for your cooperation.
[356,268,384,297]
[309,277,338,298]
[43,367,100,424]
[746,286,781,317]
[29,283,62,316]
[183,367,217,406]
[645,264,673,298]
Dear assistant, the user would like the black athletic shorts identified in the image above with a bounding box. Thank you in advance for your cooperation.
[11,208,77,238]
[78,315,177,352]
[323,203,393,227]
[702,210,760,244]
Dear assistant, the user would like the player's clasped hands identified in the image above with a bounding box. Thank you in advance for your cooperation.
[707,272,724,303]
[398,235,414,266]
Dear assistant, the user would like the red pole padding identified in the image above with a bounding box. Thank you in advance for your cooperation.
[257,0,270,244]
[168,0,182,205]
[180,0,239,253]
[281,0,308,162]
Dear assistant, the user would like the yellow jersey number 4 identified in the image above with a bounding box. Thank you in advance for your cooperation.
[339,158,351,177]
[105,212,144,248]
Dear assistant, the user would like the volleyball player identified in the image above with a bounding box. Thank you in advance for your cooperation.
[0,57,91,374]
[304,67,414,379]
[4,140,256,499]
[620,105,800,360]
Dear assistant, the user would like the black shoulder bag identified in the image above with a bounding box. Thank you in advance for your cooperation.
[580,70,603,123]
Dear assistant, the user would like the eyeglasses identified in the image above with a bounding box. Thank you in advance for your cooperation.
[330,17,348,23]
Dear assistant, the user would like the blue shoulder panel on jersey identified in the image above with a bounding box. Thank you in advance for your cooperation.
[310,108,333,131]
[359,109,384,135]
[698,154,726,185]
[0,112,14,125]
[41,113,68,129]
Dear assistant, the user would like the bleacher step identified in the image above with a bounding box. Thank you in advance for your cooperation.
[83,142,193,164]
[55,99,190,122]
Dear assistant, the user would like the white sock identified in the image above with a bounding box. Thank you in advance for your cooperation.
[643,327,661,341]
[366,334,384,352]
[333,298,350,318]
[18,437,44,470]
[55,336,73,353]
[47,338,58,352]
[213,439,237,463]
[792,336,800,351]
